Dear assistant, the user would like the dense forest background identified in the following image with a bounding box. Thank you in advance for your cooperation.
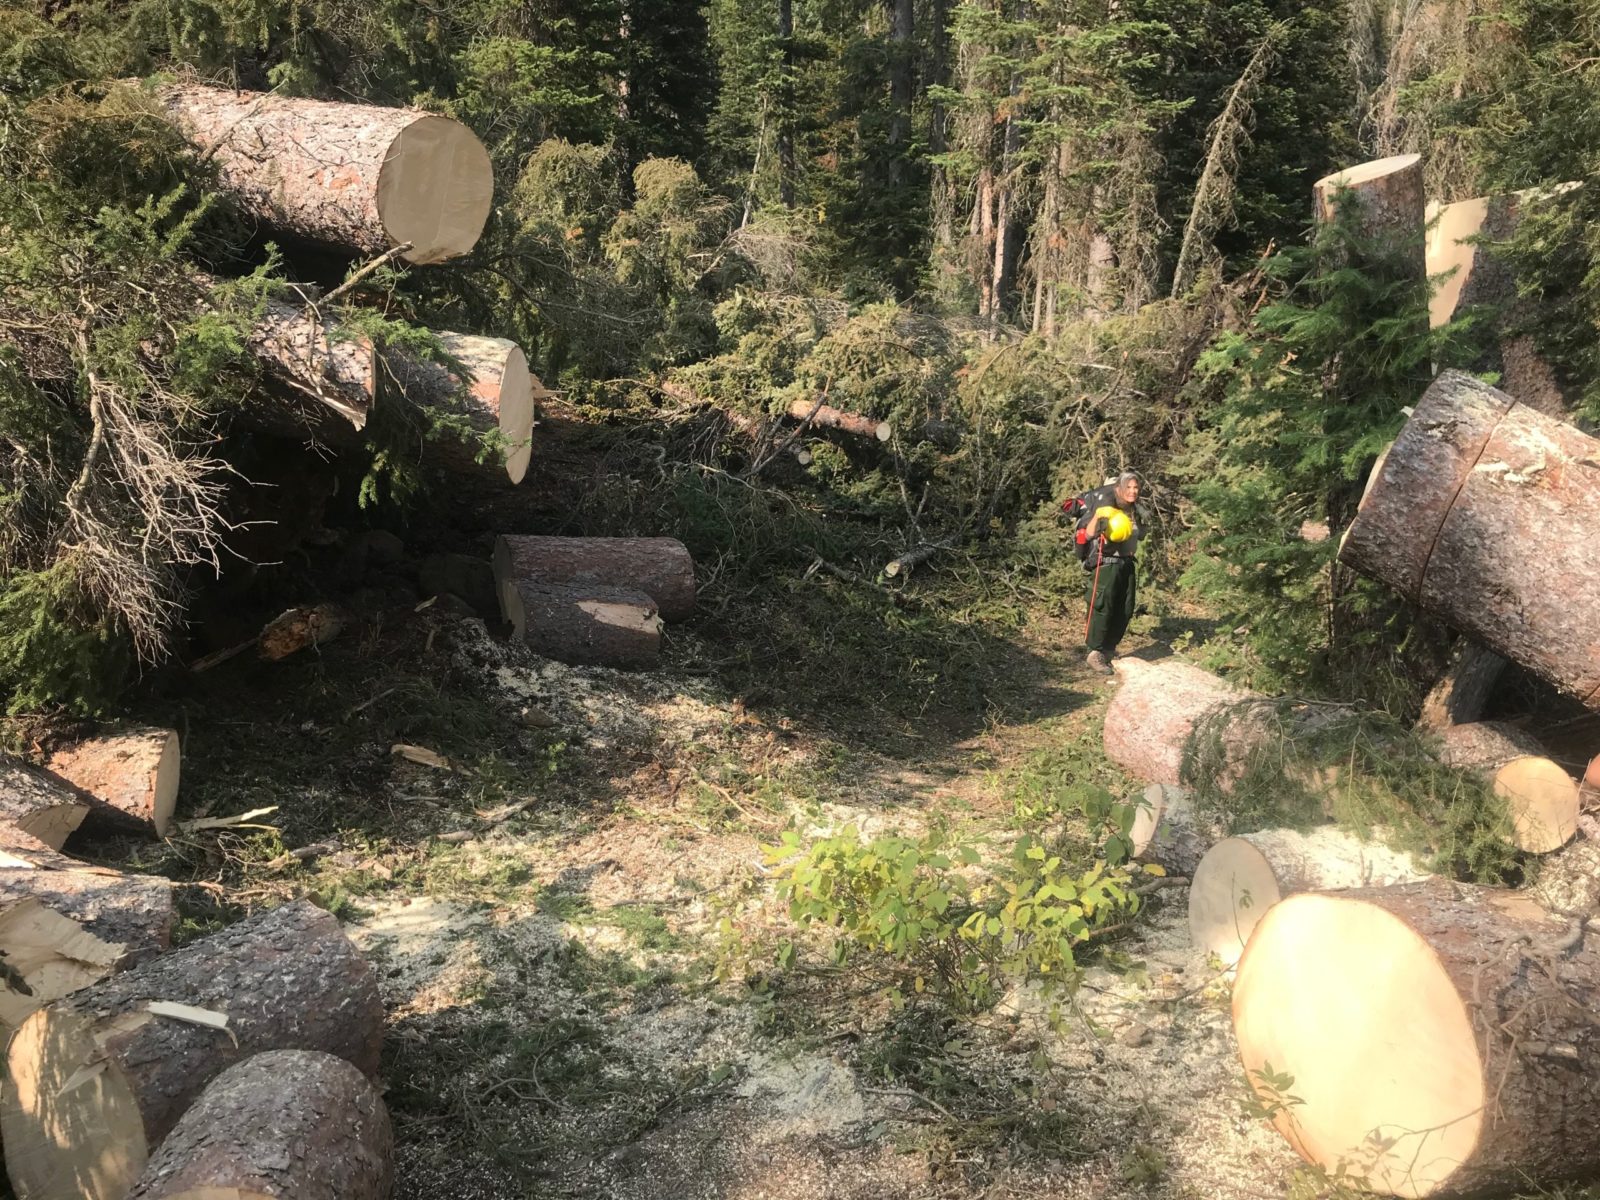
[3,0,1599,716]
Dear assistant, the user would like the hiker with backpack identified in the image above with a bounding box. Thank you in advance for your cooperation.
[1062,471,1142,674]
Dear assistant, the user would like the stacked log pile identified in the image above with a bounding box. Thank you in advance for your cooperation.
[493,535,697,669]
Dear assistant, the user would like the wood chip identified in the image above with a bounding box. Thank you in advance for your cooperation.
[148,1000,238,1046]
[392,744,455,771]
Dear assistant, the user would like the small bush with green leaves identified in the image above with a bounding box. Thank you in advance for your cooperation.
[759,822,1140,1016]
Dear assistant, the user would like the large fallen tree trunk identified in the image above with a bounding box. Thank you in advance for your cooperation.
[125,1050,393,1200]
[0,827,92,871]
[44,729,180,839]
[2,899,383,1200]
[1235,881,1600,1197]
[157,84,493,264]
[1188,827,1428,966]
[0,900,123,1030]
[1,764,91,850]
[0,869,172,967]
[1102,658,1262,787]
[494,535,696,622]
[499,582,662,670]
[785,398,892,442]
[1340,370,1600,710]
[1433,722,1578,853]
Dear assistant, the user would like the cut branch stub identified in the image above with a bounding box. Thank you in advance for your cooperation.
[494,535,695,622]
[1339,370,1600,709]
[1,899,383,1200]
[1234,882,1600,1197]
[1188,827,1428,965]
[44,729,180,839]
[158,84,493,264]
[125,1050,393,1200]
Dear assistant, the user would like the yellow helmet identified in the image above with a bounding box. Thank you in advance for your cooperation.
[1104,510,1133,542]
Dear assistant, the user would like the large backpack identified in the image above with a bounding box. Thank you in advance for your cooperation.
[1062,484,1113,565]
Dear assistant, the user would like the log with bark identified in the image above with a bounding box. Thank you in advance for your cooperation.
[785,398,892,442]
[1339,370,1600,710]
[125,1050,393,1200]
[391,333,544,484]
[1234,881,1600,1197]
[1,898,383,1200]
[1433,722,1578,853]
[1,763,91,850]
[1126,784,1211,878]
[883,542,946,580]
[493,535,696,622]
[1415,640,1507,734]
[44,728,180,839]
[0,899,123,1030]
[0,868,172,967]
[0,827,94,872]
[1188,827,1428,965]
[499,582,662,670]
[157,84,493,264]
[249,299,376,430]
[1102,658,1262,788]
[1313,153,1425,276]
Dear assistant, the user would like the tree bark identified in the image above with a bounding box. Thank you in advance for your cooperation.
[776,0,796,208]
[126,1051,392,1200]
[249,299,376,430]
[0,868,172,968]
[887,0,914,186]
[157,84,492,264]
[0,899,122,1031]
[493,535,696,622]
[497,582,662,670]
[786,398,892,441]
[44,728,180,838]
[1339,370,1600,710]
[389,333,544,484]
[883,543,944,579]
[1127,783,1211,878]
[1,899,383,1200]
[0,763,90,851]
[1189,827,1428,966]
[1313,152,1426,280]
[1102,658,1263,788]
[1416,640,1507,733]
[1433,722,1578,853]
[1235,881,1600,1197]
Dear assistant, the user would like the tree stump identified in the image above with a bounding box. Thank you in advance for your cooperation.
[158,84,493,264]
[44,729,180,838]
[500,582,662,670]
[0,764,90,850]
[0,868,172,967]
[125,1051,393,1200]
[1126,784,1210,878]
[1313,153,1426,272]
[494,535,696,622]
[1339,370,1600,710]
[1188,827,1428,965]
[1102,658,1262,788]
[1433,722,1578,853]
[2,899,383,1200]
[1235,882,1600,1197]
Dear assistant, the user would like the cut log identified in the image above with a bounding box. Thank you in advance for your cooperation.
[493,535,696,622]
[1433,722,1578,853]
[250,299,375,430]
[257,603,349,662]
[1313,154,1425,270]
[499,582,662,670]
[1416,640,1507,733]
[0,869,172,967]
[1127,783,1210,878]
[45,729,180,839]
[1234,881,1600,1197]
[0,763,90,851]
[883,543,945,580]
[1188,827,1428,966]
[392,333,544,484]
[786,398,891,442]
[125,1050,392,1200]
[157,84,492,264]
[1102,658,1262,788]
[1339,370,1600,710]
[0,827,106,872]
[1,898,382,1200]
[0,899,123,1030]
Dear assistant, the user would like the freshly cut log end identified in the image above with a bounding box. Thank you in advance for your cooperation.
[1127,784,1208,878]
[158,85,492,264]
[398,335,541,484]
[493,535,696,622]
[0,899,123,1030]
[1102,658,1261,788]
[0,869,172,968]
[1585,753,1600,791]
[1313,153,1424,232]
[500,581,662,670]
[1,899,382,1200]
[126,1051,393,1200]
[0,764,90,851]
[1434,723,1578,853]
[1235,883,1600,1197]
[45,728,180,838]
[1189,829,1428,966]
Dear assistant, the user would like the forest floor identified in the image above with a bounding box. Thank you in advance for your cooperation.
[69,539,1325,1200]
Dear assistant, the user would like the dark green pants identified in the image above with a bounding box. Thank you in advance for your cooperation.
[1085,557,1136,654]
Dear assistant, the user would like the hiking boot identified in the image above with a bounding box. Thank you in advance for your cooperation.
[1086,650,1112,675]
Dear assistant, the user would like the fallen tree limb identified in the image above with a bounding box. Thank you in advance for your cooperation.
[785,398,891,442]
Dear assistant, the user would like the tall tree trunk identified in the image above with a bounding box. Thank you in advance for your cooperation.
[777,0,796,208]
[928,0,956,247]
[887,0,914,186]
[987,10,1024,326]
